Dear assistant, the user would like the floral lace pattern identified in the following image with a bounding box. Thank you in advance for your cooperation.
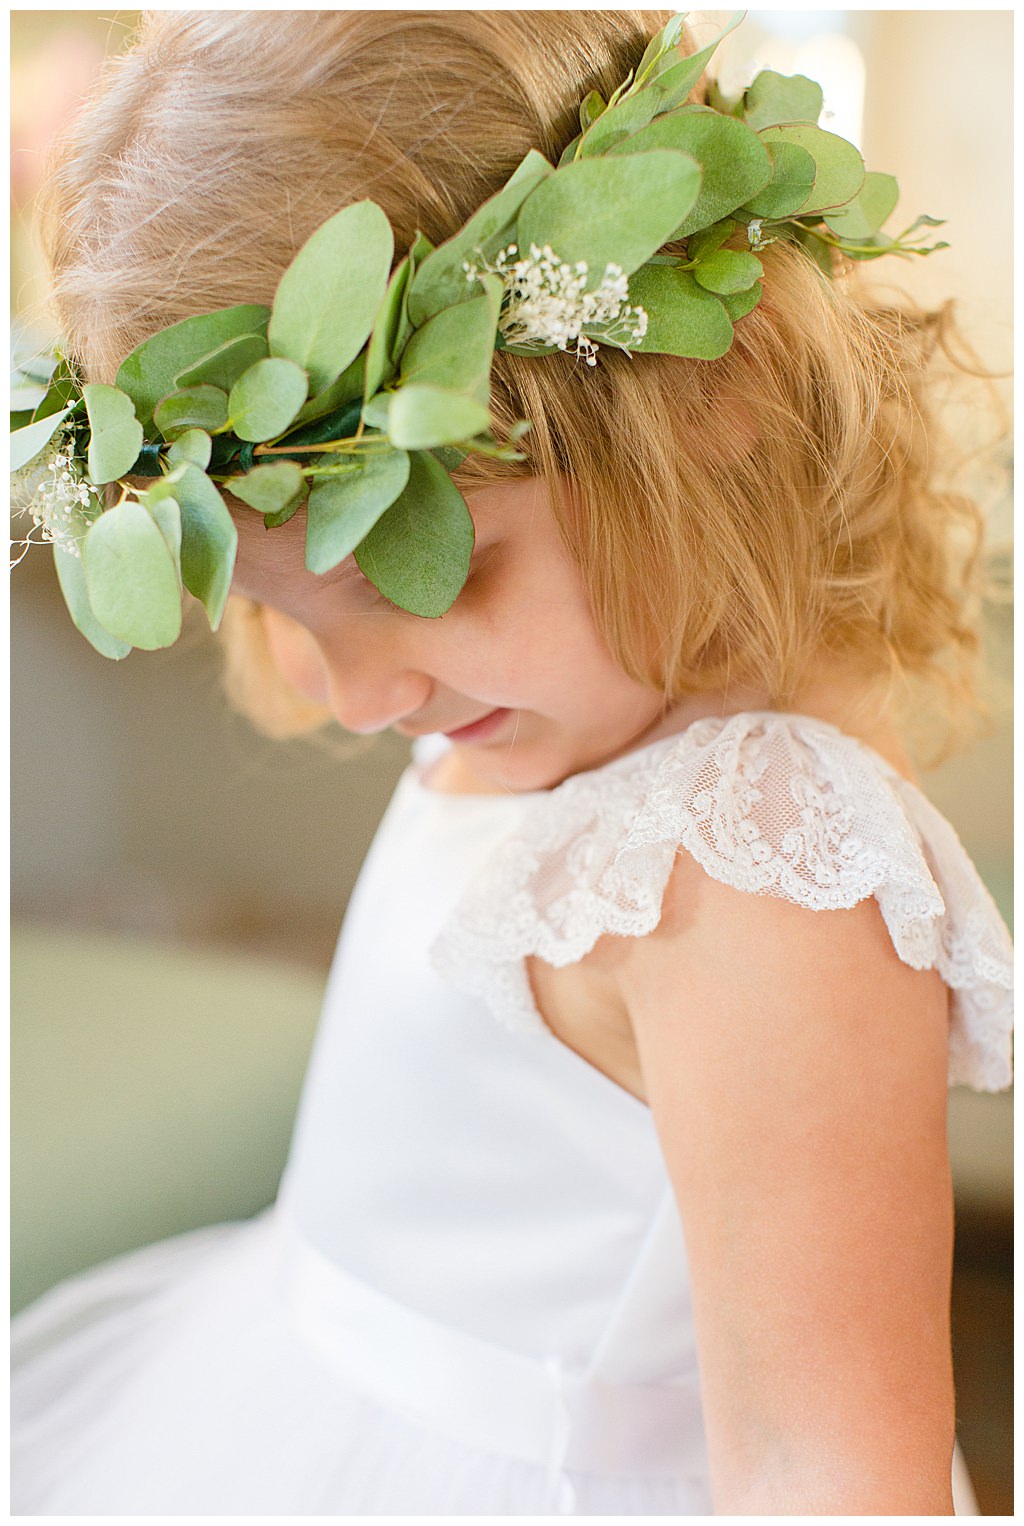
[430,712,1013,1092]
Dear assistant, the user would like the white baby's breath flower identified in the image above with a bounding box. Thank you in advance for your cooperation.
[464,241,648,366]
[10,428,93,568]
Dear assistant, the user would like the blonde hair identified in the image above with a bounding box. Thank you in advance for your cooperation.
[37,9,1005,763]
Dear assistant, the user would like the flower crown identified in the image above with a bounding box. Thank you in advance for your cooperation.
[10,11,947,658]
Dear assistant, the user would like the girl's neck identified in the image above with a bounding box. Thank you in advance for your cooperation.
[620,664,917,786]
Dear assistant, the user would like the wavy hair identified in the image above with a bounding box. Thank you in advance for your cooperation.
[36,9,1006,764]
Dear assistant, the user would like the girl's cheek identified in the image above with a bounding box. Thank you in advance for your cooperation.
[261,607,330,705]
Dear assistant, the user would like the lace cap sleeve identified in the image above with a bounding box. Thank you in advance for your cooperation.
[429,712,1013,1091]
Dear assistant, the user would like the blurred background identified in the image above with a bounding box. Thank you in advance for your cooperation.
[10,10,1012,1510]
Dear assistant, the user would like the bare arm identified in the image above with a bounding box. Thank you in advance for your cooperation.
[619,852,956,1514]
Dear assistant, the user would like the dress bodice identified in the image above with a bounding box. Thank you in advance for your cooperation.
[281,710,1012,1389]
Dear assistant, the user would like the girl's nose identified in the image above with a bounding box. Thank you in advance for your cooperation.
[262,608,432,736]
[319,641,433,737]
[324,668,432,735]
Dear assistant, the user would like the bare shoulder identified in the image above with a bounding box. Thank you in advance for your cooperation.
[618,848,956,1510]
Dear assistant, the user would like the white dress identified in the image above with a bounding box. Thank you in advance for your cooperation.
[11,711,1013,1515]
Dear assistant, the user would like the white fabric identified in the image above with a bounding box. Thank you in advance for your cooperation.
[11,709,1010,1514]
[432,710,1013,1089]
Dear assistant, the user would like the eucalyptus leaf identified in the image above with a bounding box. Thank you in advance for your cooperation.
[685,218,736,263]
[161,464,237,630]
[633,12,687,89]
[760,123,865,214]
[83,384,144,485]
[291,352,367,429]
[627,263,735,358]
[607,107,772,237]
[385,385,492,450]
[227,357,308,442]
[53,534,132,660]
[26,353,79,425]
[116,304,269,431]
[354,450,474,618]
[400,279,501,406]
[364,255,412,401]
[742,70,823,131]
[408,149,553,325]
[579,90,607,130]
[628,11,744,119]
[577,89,663,157]
[263,498,304,530]
[693,248,763,295]
[517,150,701,280]
[741,139,817,218]
[81,499,182,649]
[147,495,183,564]
[306,446,411,574]
[393,232,435,358]
[166,429,212,470]
[175,332,269,392]
[10,404,74,472]
[268,200,393,395]
[718,282,763,322]
[226,461,305,515]
[824,171,899,239]
[153,385,229,439]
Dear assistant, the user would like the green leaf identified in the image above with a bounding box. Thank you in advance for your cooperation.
[227,357,308,442]
[268,200,393,396]
[52,508,132,660]
[626,263,735,358]
[393,232,435,359]
[166,429,212,470]
[364,255,412,401]
[579,90,607,131]
[81,499,182,648]
[517,150,701,280]
[633,12,688,89]
[399,278,502,406]
[174,332,269,392]
[147,494,182,564]
[607,107,772,238]
[685,218,736,263]
[153,385,229,439]
[83,383,144,484]
[263,498,303,530]
[382,385,492,450]
[24,352,80,424]
[353,450,474,617]
[142,464,237,630]
[693,248,763,295]
[291,352,367,429]
[226,460,305,516]
[760,124,865,214]
[742,70,823,131]
[305,446,411,574]
[578,90,663,157]
[824,171,900,239]
[408,150,553,325]
[628,11,744,119]
[10,403,74,472]
[741,139,817,218]
[718,282,763,322]
[116,305,270,432]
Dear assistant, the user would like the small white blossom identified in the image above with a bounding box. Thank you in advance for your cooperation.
[10,429,93,567]
[463,241,648,367]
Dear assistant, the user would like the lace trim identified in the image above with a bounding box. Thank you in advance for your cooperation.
[430,712,1013,1092]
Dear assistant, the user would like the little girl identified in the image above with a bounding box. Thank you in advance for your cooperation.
[11,9,1012,1516]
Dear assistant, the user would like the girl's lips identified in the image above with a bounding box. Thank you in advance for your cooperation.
[442,707,511,742]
